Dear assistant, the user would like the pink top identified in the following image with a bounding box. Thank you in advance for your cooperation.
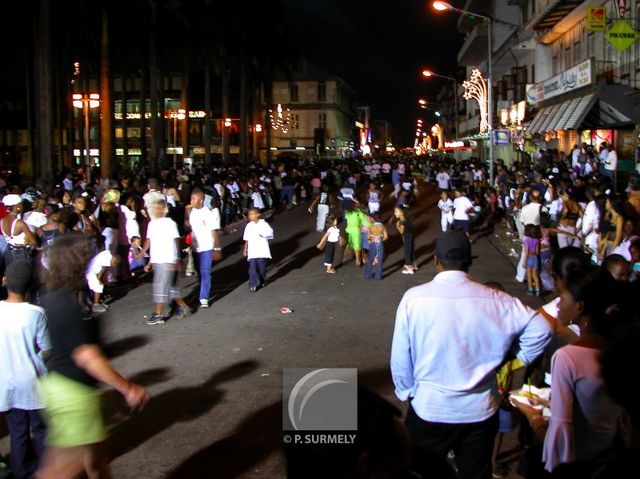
[543,345,622,471]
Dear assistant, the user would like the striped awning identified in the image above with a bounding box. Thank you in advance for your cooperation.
[556,94,597,130]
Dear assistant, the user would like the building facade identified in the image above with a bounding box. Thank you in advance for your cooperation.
[265,60,359,160]
[449,0,640,171]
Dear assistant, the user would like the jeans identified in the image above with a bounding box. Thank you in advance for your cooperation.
[248,258,267,288]
[4,408,46,479]
[281,186,295,204]
[403,233,415,264]
[364,243,383,280]
[405,406,498,479]
[196,249,213,301]
[324,241,337,267]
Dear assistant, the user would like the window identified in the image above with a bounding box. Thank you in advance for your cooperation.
[319,113,327,128]
[292,114,299,129]
[317,81,326,101]
[587,32,595,57]
[290,84,299,102]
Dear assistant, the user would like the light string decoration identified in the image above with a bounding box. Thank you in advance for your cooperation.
[269,104,293,134]
[462,68,488,133]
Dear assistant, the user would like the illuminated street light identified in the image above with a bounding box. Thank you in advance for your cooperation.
[72,93,100,184]
[224,117,232,128]
[418,99,427,105]
[421,69,459,141]
[432,0,494,185]
[255,123,263,133]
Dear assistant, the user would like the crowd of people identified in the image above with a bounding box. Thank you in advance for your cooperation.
[0,146,639,479]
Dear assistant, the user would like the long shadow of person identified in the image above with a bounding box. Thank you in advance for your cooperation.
[103,335,151,360]
[108,360,259,460]
[267,245,320,285]
[165,401,282,479]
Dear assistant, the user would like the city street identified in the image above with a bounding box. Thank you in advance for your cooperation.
[1,186,542,478]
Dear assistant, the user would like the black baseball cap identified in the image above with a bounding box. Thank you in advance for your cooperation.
[435,230,472,263]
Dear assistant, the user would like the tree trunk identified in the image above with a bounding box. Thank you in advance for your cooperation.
[180,62,190,170]
[264,80,272,164]
[139,67,147,164]
[149,4,160,171]
[121,58,128,168]
[222,69,230,165]
[204,62,211,167]
[25,40,34,178]
[100,8,113,179]
[239,53,248,165]
[34,0,53,182]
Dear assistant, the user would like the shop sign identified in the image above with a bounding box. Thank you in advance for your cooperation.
[615,0,627,18]
[606,20,638,51]
[525,84,537,105]
[493,130,511,146]
[535,59,593,102]
[587,7,606,31]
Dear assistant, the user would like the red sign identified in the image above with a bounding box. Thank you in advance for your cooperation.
[615,0,627,18]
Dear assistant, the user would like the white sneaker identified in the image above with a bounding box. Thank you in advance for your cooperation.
[401,268,414,275]
[200,299,210,308]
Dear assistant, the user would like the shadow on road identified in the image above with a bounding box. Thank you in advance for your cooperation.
[165,401,282,479]
[103,335,151,360]
[108,360,259,461]
[164,368,397,479]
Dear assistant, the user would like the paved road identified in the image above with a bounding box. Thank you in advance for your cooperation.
[1,185,543,478]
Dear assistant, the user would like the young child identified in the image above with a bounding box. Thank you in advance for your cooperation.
[85,235,118,313]
[143,200,191,324]
[523,224,542,296]
[128,235,148,276]
[242,207,274,292]
[317,215,340,274]
[437,191,453,233]
[0,260,49,479]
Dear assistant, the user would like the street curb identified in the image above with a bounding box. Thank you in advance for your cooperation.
[484,220,521,271]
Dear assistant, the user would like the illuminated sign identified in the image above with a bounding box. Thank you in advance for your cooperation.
[73,148,100,157]
[444,141,465,148]
[189,110,206,118]
[535,59,593,102]
[355,121,364,128]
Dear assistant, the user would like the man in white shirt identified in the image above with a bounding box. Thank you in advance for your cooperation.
[604,146,618,179]
[519,189,542,226]
[243,208,274,292]
[435,168,450,191]
[452,189,474,236]
[0,260,50,478]
[185,188,221,308]
[143,200,190,324]
[390,231,551,479]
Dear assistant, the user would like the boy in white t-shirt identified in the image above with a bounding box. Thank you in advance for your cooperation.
[437,191,454,232]
[436,168,450,191]
[452,189,474,237]
[143,200,190,324]
[242,208,274,292]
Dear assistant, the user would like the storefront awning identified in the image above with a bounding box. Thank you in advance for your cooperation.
[526,84,640,135]
[556,94,597,130]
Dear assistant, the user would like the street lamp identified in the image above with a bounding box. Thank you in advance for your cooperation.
[432,0,494,185]
[72,93,100,184]
[421,69,459,142]
[169,108,186,169]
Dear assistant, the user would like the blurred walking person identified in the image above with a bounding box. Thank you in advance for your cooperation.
[38,234,149,479]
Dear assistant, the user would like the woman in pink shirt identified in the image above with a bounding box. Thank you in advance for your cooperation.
[512,266,625,473]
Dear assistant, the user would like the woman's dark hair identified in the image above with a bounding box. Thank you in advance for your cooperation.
[551,246,590,280]
[565,265,621,338]
[558,184,575,200]
[524,224,541,239]
[47,233,96,291]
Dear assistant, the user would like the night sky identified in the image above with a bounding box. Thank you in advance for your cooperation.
[280,0,462,144]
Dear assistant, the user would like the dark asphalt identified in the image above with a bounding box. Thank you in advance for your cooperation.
[0,184,543,478]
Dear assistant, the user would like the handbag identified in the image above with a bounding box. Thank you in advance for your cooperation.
[316,236,327,251]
